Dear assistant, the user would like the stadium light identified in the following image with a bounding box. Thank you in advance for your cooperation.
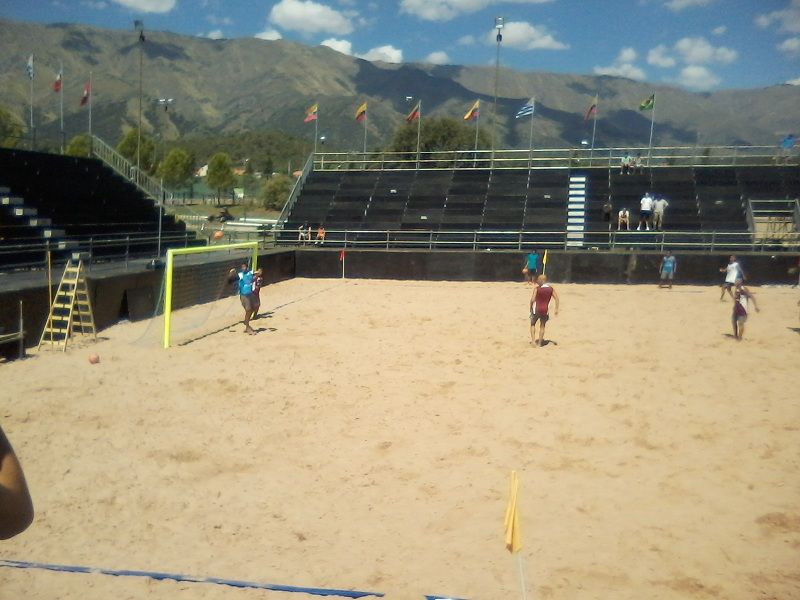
[492,16,504,164]
[134,20,145,174]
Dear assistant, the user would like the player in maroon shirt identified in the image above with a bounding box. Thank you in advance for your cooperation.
[529,275,560,347]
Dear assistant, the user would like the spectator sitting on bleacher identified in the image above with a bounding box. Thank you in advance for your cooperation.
[617,208,630,230]
[634,153,644,173]
[620,152,633,175]
[653,196,669,230]
[315,226,326,245]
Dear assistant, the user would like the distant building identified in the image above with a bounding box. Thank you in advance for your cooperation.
[195,164,208,177]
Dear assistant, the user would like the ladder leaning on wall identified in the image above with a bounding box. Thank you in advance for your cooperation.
[38,255,97,351]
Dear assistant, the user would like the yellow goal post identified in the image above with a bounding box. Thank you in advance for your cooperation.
[163,241,259,348]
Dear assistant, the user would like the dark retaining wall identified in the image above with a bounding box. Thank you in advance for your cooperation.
[295,249,799,286]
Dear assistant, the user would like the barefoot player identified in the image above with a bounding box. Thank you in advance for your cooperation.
[732,278,758,341]
[529,275,559,347]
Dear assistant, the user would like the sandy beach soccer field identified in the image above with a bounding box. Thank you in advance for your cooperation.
[1,278,799,600]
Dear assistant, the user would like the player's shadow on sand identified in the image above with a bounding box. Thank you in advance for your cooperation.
[789,327,800,335]
[540,339,558,347]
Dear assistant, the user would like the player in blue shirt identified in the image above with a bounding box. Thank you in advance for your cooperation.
[229,263,256,334]
[658,251,677,289]
[524,250,540,284]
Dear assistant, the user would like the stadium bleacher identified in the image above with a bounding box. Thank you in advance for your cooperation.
[0,148,196,268]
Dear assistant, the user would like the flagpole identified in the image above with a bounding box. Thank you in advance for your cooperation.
[29,56,34,151]
[415,100,422,170]
[517,554,529,600]
[527,97,535,170]
[474,111,480,168]
[590,112,598,166]
[314,114,318,156]
[362,111,368,169]
[647,93,656,166]
[59,61,64,154]
[88,71,93,138]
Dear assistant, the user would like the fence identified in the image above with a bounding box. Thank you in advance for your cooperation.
[276,228,800,253]
[311,145,797,172]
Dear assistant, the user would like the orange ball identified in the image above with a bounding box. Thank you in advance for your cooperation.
[213,230,225,240]
[88,354,100,364]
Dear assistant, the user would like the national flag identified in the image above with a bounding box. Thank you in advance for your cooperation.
[503,471,522,554]
[584,95,598,121]
[405,101,420,123]
[339,249,346,262]
[26,54,34,80]
[355,102,367,122]
[515,97,535,119]
[463,100,480,121]
[52,69,63,93]
[304,103,318,123]
[80,81,91,107]
[639,93,655,111]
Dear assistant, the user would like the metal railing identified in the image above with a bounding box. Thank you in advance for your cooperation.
[276,153,314,229]
[90,135,170,202]
[0,232,200,273]
[276,228,800,253]
[311,145,797,172]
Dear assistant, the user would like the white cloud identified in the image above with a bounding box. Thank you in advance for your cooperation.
[359,45,403,63]
[320,37,353,55]
[424,51,450,65]
[711,25,727,36]
[400,0,553,22]
[205,29,224,39]
[593,47,646,80]
[756,0,800,33]
[269,0,353,35]
[786,76,800,85]
[81,1,108,8]
[664,0,713,11]
[778,36,800,56]
[457,34,476,46]
[110,0,175,12]
[677,64,720,90]
[484,21,568,51]
[674,36,737,64]
[255,28,283,40]
[647,44,676,68]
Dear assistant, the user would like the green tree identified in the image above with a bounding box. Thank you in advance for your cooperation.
[116,128,156,173]
[0,107,24,148]
[261,173,292,211]
[157,147,194,189]
[207,152,235,204]
[65,134,92,158]
[389,117,490,165]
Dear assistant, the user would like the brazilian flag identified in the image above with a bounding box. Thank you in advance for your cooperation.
[639,93,655,111]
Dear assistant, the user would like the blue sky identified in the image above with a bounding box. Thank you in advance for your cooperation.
[3,0,800,90]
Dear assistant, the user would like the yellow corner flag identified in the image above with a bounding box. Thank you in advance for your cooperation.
[542,249,548,274]
[504,470,523,553]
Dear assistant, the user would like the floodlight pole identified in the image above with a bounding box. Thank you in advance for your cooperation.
[135,21,145,176]
[491,17,504,168]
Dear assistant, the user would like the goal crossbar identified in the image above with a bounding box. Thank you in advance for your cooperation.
[163,241,259,348]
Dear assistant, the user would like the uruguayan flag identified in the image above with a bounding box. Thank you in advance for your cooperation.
[515,97,535,119]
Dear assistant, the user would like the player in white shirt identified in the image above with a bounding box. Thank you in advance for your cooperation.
[637,192,654,231]
[719,255,744,300]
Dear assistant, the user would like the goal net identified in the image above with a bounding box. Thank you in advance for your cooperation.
[162,241,259,348]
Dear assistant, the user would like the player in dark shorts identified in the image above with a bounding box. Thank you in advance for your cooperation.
[529,274,560,347]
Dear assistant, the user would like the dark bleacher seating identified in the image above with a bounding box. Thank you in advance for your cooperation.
[650,168,700,231]
[0,147,195,267]
[695,167,747,231]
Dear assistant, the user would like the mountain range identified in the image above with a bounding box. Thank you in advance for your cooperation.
[1,17,799,155]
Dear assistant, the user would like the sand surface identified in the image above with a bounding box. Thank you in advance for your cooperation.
[1,278,799,600]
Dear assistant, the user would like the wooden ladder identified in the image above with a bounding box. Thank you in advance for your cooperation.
[38,257,97,351]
